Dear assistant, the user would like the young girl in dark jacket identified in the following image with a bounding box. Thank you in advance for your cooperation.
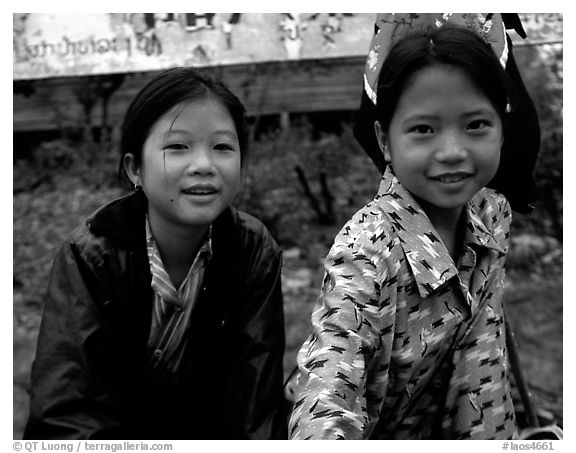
[24,68,287,440]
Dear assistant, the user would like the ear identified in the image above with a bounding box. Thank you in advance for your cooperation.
[374,121,391,162]
[123,153,140,187]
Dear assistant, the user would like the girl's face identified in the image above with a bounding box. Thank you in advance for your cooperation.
[128,97,241,232]
[376,64,502,222]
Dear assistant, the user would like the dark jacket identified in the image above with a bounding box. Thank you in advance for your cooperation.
[24,191,288,440]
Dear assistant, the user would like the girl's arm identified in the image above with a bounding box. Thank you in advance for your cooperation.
[289,226,389,440]
[226,228,288,439]
[24,238,124,439]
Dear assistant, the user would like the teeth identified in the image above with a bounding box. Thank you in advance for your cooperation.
[184,188,216,194]
[437,174,467,183]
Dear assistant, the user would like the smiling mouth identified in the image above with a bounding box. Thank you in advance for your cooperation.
[182,186,218,195]
[430,173,472,183]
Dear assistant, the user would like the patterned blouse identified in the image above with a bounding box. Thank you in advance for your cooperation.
[289,167,517,440]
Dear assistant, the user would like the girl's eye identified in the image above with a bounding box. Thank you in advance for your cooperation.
[410,125,434,134]
[164,143,188,151]
[214,143,236,152]
[468,120,491,130]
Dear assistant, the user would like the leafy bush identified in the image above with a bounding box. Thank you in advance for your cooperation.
[238,122,381,249]
[511,43,563,241]
[14,138,119,195]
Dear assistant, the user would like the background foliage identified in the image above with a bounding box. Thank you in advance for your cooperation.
[13,38,562,439]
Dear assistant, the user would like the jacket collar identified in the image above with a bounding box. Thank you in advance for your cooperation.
[374,166,504,298]
[87,190,148,250]
[87,190,235,253]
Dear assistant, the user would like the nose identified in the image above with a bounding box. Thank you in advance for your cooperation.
[186,147,215,175]
[435,132,468,163]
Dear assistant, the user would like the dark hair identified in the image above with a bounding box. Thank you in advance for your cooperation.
[118,67,248,188]
[375,25,513,134]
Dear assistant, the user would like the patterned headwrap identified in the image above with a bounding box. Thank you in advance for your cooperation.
[363,13,508,106]
[353,13,540,214]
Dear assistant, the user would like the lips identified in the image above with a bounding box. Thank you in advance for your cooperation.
[429,172,472,183]
[182,184,219,195]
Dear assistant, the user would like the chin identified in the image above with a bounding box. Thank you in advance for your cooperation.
[184,208,225,226]
[182,215,218,228]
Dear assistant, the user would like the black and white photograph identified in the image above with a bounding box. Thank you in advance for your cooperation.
[12,9,564,447]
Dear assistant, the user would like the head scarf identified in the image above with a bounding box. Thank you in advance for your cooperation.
[353,13,539,214]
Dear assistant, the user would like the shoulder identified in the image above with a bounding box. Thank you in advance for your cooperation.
[60,220,118,270]
[471,188,512,228]
[470,188,512,248]
[328,199,398,269]
[51,191,145,268]
[233,209,275,238]
[337,199,395,247]
[215,208,282,268]
[231,208,280,250]
[61,193,136,268]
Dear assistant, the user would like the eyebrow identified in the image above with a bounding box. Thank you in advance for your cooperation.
[461,107,499,117]
[163,129,239,141]
[402,107,498,123]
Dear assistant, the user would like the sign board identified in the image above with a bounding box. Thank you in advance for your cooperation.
[13,13,562,81]
[13,13,376,80]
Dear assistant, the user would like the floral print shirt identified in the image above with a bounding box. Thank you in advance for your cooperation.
[289,167,517,440]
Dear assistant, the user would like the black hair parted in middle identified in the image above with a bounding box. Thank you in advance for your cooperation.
[375,25,514,135]
[118,67,249,189]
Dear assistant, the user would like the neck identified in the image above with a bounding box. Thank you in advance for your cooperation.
[427,209,463,236]
[148,212,209,283]
[417,200,465,261]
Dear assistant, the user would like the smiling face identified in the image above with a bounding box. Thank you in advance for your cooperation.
[125,97,241,234]
[375,64,503,223]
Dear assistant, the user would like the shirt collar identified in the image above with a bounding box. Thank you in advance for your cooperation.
[374,166,503,298]
[463,196,506,253]
[145,215,213,257]
[145,215,213,303]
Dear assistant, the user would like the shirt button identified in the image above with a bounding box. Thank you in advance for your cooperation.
[219,319,226,327]
[153,349,163,357]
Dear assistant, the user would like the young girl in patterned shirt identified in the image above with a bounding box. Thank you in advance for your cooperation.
[289,25,520,439]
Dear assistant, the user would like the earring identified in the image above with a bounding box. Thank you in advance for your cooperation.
[134,182,142,192]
